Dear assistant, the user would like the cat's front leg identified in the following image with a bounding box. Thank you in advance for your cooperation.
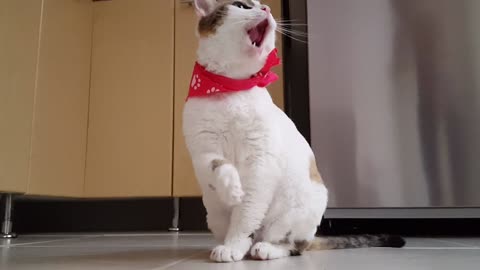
[210,160,279,262]
[204,198,230,243]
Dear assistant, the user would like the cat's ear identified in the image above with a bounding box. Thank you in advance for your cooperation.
[194,0,216,17]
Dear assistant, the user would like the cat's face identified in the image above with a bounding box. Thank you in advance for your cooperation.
[194,0,277,79]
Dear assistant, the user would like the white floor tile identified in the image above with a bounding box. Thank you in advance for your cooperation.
[2,234,480,270]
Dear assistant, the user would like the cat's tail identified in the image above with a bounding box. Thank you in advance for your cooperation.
[308,235,406,250]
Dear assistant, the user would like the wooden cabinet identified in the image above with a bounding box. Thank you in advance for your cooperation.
[172,1,200,197]
[172,0,284,197]
[1,0,284,198]
[84,0,174,197]
[0,0,91,197]
[0,0,43,194]
[27,0,92,197]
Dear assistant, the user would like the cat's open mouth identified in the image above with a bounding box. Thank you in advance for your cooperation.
[248,19,269,47]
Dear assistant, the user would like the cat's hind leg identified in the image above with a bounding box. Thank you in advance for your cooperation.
[250,242,292,260]
[250,210,318,260]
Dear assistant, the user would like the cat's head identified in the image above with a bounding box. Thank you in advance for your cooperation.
[193,0,277,79]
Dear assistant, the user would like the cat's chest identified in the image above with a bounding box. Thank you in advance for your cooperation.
[205,88,269,123]
[184,87,275,141]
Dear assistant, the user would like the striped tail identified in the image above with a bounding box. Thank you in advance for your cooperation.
[308,235,406,250]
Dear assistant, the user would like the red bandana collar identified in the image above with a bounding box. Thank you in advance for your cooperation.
[187,49,281,100]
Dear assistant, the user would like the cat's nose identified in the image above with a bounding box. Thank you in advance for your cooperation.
[261,5,270,13]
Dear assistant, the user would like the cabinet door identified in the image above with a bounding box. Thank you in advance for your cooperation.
[85,0,174,197]
[0,0,42,193]
[172,0,284,197]
[26,0,92,197]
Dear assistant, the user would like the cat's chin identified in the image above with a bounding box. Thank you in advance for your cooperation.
[246,37,274,58]
[246,45,265,58]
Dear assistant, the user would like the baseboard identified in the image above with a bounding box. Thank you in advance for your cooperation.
[9,197,480,236]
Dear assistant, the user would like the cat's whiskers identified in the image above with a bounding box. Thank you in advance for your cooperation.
[276,32,308,43]
[277,23,307,27]
[275,28,308,43]
[274,18,309,43]
[276,27,308,37]
[207,14,309,44]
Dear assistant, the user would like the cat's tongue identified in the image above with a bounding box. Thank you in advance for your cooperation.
[248,19,269,47]
[248,29,261,43]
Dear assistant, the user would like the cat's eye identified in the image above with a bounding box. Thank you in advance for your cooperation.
[232,1,252,9]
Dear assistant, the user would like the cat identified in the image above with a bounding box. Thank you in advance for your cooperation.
[182,0,405,262]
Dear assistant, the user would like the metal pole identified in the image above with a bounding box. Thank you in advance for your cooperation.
[168,197,180,232]
[1,194,17,238]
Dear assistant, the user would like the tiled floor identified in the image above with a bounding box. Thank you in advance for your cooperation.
[1,233,479,270]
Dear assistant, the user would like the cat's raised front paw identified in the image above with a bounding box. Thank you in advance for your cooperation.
[214,164,244,206]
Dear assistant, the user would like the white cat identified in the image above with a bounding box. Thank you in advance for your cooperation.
[183,0,405,263]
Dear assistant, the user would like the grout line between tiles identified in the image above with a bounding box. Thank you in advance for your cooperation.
[14,233,213,237]
[17,234,104,237]
[403,247,480,250]
[150,251,207,270]
[433,239,480,248]
[0,236,101,248]
[12,245,212,248]
[404,238,477,249]
[102,233,213,237]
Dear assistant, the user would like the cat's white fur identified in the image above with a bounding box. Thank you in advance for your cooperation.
[183,0,328,262]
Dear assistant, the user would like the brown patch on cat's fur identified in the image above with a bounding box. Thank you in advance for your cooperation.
[198,4,229,37]
[211,159,227,171]
[208,183,216,191]
[244,0,256,6]
[290,240,311,256]
[279,231,292,244]
[310,158,323,183]
[295,240,311,252]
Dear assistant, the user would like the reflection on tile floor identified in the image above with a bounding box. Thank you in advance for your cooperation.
[1,233,479,270]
